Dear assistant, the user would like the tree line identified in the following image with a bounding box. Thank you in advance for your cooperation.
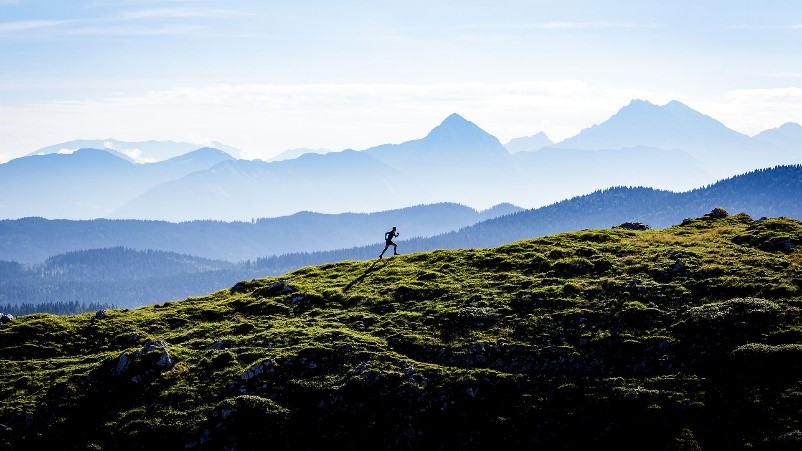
[1,301,114,316]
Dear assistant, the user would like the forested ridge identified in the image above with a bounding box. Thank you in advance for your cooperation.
[0,247,261,310]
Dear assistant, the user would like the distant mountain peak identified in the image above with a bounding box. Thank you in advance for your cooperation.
[190,147,233,157]
[443,112,467,122]
[424,113,496,142]
[399,113,509,158]
[162,147,234,164]
[429,113,475,133]
[28,139,242,163]
[753,121,802,150]
[627,98,658,107]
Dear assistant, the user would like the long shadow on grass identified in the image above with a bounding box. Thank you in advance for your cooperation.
[343,258,390,293]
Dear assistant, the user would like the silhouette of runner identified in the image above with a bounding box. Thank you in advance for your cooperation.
[379,226,400,259]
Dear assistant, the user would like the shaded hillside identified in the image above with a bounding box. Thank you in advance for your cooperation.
[1,212,801,449]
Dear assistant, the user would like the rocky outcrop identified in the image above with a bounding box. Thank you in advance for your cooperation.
[252,280,295,297]
[615,222,651,231]
[113,339,175,383]
[705,207,729,219]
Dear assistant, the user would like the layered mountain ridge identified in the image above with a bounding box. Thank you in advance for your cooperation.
[2,100,801,221]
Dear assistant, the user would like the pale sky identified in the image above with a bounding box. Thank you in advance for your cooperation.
[1,0,801,162]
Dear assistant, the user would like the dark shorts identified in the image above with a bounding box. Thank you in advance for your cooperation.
[385,240,395,246]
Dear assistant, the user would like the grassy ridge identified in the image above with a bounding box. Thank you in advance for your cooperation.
[1,210,801,449]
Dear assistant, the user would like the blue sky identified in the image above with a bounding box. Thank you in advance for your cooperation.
[1,0,801,161]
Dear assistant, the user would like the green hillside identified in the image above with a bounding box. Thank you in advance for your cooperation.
[1,209,801,450]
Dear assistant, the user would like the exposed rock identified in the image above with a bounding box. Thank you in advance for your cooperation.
[0,313,13,324]
[252,280,295,298]
[615,222,651,231]
[241,359,276,381]
[116,352,134,375]
[760,237,795,252]
[229,279,259,294]
[733,233,797,253]
[705,207,729,219]
[95,309,109,320]
[114,339,174,377]
[143,339,174,369]
[143,339,170,353]
[205,340,225,351]
[155,349,174,369]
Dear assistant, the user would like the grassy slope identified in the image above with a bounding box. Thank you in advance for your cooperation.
[1,211,801,450]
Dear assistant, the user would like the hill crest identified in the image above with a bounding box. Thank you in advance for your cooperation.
[1,212,801,449]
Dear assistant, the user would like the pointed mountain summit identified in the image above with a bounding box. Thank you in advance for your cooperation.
[421,113,506,152]
[366,113,509,160]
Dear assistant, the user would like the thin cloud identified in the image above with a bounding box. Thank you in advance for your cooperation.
[66,24,204,36]
[0,6,234,39]
[454,21,659,31]
[522,21,649,30]
[0,20,67,32]
[698,87,802,135]
[120,8,236,20]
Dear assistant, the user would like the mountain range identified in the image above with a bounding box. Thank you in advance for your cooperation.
[27,138,242,163]
[0,147,234,219]
[3,99,801,221]
[552,100,799,176]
